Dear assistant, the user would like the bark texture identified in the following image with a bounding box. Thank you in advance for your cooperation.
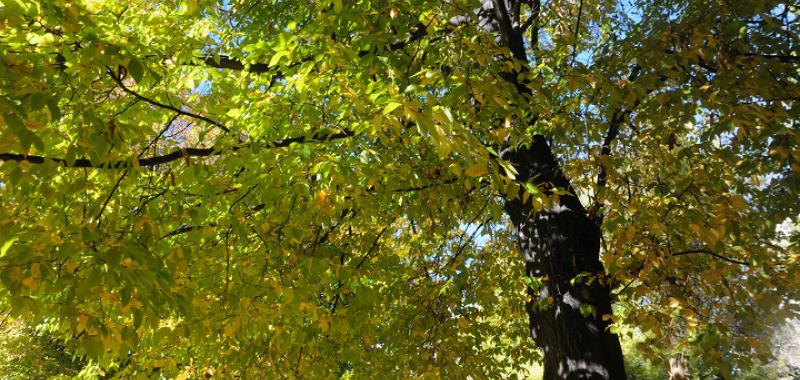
[502,136,627,380]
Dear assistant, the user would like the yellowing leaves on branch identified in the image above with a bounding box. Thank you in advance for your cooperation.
[0,0,798,379]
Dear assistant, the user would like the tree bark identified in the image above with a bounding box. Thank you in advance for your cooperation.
[502,136,627,380]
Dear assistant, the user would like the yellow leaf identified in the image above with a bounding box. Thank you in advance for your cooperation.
[77,314,87,333]
[465,163,487,177]
[649,221,666,234]
[435,139,451,159]
[382,102,402,115]
[121,258,137,268]
[448,163,462,176]
[729,195,746,210]
[0,237,17,257]
[22,277,37,290]
[25,119,43,130]
[624,226,636,242]
[315,189,331,209]
[472,91,484,104]
[223,319,240,337]
[706,228,720,245]
[30,263,40,278]
[684,309,698,327]
[239,297,252,309]
[320,315,332,332]
[182,0,199,13]
[492,95,506,107]
[499,160,517,179]
[770,146,790,159]
[736,127,747,140]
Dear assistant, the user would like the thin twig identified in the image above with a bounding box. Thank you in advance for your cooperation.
[672,249,749,266]
[107,67,230,133]
[355,222,395,269]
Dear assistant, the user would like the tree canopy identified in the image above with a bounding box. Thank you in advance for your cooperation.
[0,0,798,378]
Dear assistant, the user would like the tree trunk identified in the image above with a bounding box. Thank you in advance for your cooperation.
[463,1,628,377]
[502,136,627,380]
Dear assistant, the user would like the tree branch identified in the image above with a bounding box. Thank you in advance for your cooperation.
[591,66,662,225]
[201,55,273,73]
[161,223,217,239]
[734,51,800,63]
[671,249,749,266]
[197,23,433,74]
[355,222,395,270]
[0,129,355,169]
[108,68,231,133]
[446,197,493,269]
[528,0,541,59]
[570,0,584,64]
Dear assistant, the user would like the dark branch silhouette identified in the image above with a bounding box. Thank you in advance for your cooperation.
[0,129,354,169]
[672,249,749,266]
[107,68,231,133]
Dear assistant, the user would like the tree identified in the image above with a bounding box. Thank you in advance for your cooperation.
[0,0,798,378]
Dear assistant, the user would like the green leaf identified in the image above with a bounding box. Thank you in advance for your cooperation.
[524,182,539,195]
[269,50,287,67]
[128,58,145,83]
[46,99,60,121]
[382,102,402,115]
[0,237,18,257]
[579,304,596,318]
[30,133,45,153]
